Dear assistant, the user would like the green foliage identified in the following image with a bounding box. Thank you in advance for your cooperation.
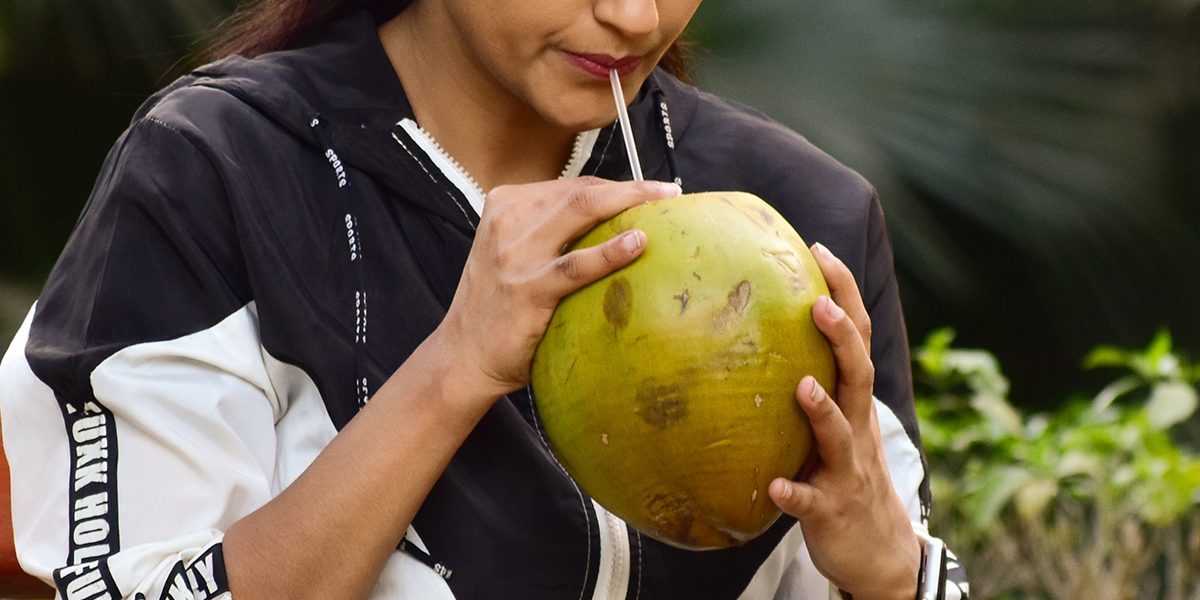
[692,0,1200,403]
[917,329,1200,598]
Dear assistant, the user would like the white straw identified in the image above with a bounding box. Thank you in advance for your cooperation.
[609,69,644,181]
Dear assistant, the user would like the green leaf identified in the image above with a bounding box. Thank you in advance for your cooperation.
[1144,381,1199,430]
[1055,451,1102,479]
[1084,346,1134,370]
[1014,478,1058,521]
[971,393,1024,438]
[1091,375,1143,412]
[967,466,1031,530]
[1147,329,1174,362]
[915,327,956,378]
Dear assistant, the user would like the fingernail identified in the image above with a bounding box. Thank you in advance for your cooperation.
[799,376,816,403]
[825,297,845,321]
[812,242,830,258]
[622,230,644,252]
[811,379,826,404]
[649,181,682,197]
[771,478,791,500]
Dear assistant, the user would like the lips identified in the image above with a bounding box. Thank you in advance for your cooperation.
[566,52,643,80]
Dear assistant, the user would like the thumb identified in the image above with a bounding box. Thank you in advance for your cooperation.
[769,477,822,519]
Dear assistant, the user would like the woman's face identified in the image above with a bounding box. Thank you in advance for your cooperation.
[435,0,703,130]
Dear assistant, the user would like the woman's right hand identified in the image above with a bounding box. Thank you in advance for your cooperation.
[226,177,677,600]
[437,176,681,413]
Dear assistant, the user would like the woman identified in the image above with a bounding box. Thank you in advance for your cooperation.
[0,0,967,598]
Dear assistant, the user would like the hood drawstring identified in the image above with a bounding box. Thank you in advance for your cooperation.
[312,115,456,580]
[305,90,681,583]
[311,115,456,582]
[309,117,371,409]
[652,90,683,188]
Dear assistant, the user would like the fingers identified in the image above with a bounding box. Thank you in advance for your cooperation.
[813,294,874,429]
[796,376,854,472]
[769,478,823,519]
[810,243,871,355]
[536,179,681,248]
[541,229,647,298]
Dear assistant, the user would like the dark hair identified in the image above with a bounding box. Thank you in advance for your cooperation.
[203,0,693,82]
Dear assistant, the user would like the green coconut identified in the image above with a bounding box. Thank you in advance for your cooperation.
[531,191,836,550]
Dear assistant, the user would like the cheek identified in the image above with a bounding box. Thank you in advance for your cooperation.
[663,1,703,40]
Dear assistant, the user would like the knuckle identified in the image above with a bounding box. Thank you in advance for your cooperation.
[845,363,875,389]
[813,396,840,422]
[567,187,601,216]
[794,491,821,518]
[484,203,510,229]
[863,362,876,384]
[555,253,583,281]
[484,185,512,207]
[600,241,625,267]
[860,316,873,340]
[576,175,604,187]
[494,246,517,271]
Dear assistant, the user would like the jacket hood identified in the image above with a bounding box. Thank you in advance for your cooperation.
[141,10,698,231]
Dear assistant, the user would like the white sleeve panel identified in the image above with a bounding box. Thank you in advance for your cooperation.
[90,303,279,599]
[876,399,925,522]
[2,303,275,599]
[1,305,76,590]
[737,398,926,599]
[3,302,457,600]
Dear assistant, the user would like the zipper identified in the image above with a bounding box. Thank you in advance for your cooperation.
[391,120,615,596]
[563,129,602,179]
[399,119,487,217]
[398,118,600,219]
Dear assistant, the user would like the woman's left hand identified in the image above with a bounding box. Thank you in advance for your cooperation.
[767,243,921,600]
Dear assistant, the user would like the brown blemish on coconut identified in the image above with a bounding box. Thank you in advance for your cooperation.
[728,280,751,314]
[636,384,689,429]
[601,433,609,445]
[757,208,776,225]
[603,277,632,330]
[762,249,809,294]
[713,280,752,330]
[645,490,696,543]
[739,206,772,232]
[688,246,701,261]
[692,271,702,282]
[673,289,691,315]
[754,394,764,408]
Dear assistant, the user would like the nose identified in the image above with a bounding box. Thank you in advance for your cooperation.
[594,0,660,37]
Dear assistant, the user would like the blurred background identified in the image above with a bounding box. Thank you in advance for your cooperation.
[0,0,1198,597]
[2,0,1198,403]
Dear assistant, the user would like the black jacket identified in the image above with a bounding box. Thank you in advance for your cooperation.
[0,10,957,600]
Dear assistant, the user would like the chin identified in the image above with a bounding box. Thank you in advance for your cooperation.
[536,93,620,133]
